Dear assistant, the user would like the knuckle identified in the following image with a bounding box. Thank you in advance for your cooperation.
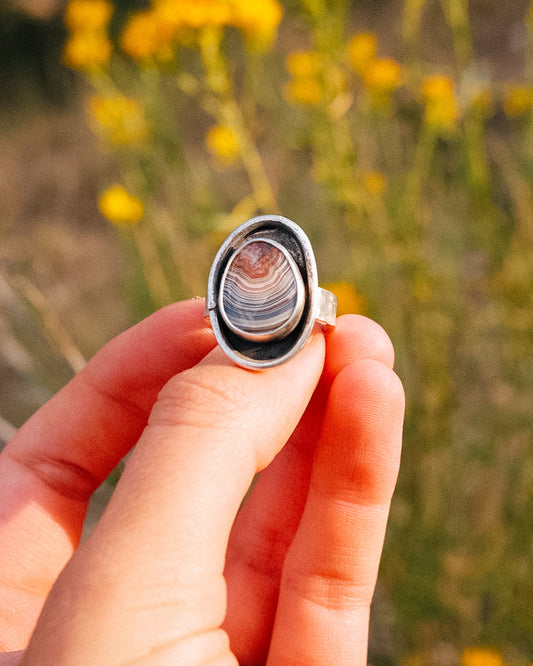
[149,366,249,430]
[283,564,373,611]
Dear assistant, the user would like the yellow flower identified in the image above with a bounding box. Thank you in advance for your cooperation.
[98,185,144,225]
[348,32,377,74]
[152,0,282,47]
[232,0,283,47]
[422,74,459,130]
[63,0,113,70]
[422,74,455,100]
[121,10,174,61]
[205,124,240,164]
[324,282,366,316]
[424,97,459,129]
[363,57,402,92]
[63,31,112,69]
[64,0,113,32]
[181,4,223,28]
[503,84,533,117]
[152,0,183,33]
[461,647,507,666]
[87,95,148,145]
[154,0,230,31]
[284,51,325,106]
[284,78,324,106]
[286,51,322,78]
[363,170,387,195]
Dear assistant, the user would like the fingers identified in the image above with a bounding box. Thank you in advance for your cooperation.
[267,358,405,665]
[22,336,326,664]
[223,315,396,664]
[0,652,24,666]
[0,299,215,650]
[322,314,395,383]
[4,299,215,502]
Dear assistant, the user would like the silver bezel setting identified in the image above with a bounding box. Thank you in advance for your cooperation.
[206,215,335,370]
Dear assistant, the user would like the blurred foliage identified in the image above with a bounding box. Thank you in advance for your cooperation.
[2,0,533,663]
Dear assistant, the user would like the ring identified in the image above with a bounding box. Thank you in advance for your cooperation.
[206,215,337,369]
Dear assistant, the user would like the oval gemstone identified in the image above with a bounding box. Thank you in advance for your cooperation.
[220,239,304,341]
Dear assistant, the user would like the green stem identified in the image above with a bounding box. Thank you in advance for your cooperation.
[9,275,86,374]
[439,0,473,69]
[525,2,533,83]
[130,223,173,309]
[199,27,278,212]
[463,111,490,196]
[401,0,427,74]
[298,0,327,21]
[402,122,437,227]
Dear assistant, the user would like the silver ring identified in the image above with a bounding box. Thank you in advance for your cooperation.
[206,215,337,369]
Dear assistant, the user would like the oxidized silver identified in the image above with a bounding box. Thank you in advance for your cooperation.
[206,215,337,369]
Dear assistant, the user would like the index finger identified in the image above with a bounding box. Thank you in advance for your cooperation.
[0,299,215,650]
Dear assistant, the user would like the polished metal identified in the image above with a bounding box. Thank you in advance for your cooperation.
[206,215,337,369]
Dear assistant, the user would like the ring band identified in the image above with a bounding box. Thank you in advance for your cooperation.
[206,215,337,369]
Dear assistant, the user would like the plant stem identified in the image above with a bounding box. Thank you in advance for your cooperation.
[199,27,278,213]
[402,0,427,74]
[439,0,473,69]
[130,223,173,308]
[10,275,86,374]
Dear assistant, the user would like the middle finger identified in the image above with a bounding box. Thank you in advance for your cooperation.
[223,315,395,664]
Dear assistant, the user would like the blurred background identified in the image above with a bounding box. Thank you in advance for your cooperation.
[1,0,532,663]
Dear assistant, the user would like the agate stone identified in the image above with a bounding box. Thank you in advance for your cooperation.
[219,239,305,341]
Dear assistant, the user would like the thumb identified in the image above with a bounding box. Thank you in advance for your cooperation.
[22,334,325,665]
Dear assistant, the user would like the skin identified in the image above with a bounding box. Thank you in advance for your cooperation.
[0,299,404,665]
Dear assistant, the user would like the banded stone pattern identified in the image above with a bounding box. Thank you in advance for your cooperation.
[221,240,303,340]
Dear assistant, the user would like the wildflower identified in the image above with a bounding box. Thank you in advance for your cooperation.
[284,78,324,106]
[63,31,112,70]
[363,171,387,195]
[347,32,377,74]
[152,0,283,48]
[361,57,401,112]
[461,647,507,666]
[63,0,113,70]
[324,282,366,316]
[286,51,322,79]
[87,95,148,145]
[422,74,459,130]
[98,185,144,225]
[191,1,232,29]
[154,0,228,32]
[285,51,325,106]
[363,58,402,92]
[151,0,183,33]
[503,84,533,118]
[64,0,113,32]
[178,3,222,29]
[232,0,283,48]
[121,10,173,61]
[422,74,455,100]
[206,124,240,165]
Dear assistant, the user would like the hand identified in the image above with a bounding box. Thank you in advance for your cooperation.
[0,299,404,665]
